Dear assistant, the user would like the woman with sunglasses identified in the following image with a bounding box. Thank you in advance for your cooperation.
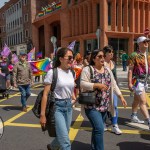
[80,49,126,150]
[103,45,127,135]
[40,48,76,150]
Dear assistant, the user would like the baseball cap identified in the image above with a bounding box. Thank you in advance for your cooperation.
[137,36,150,44]
[20,51,27,55]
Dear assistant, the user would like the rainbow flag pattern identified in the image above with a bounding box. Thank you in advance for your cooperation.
[56,2,61,9]
[38,12,44,17]
[29,59,51,76]
[46,7,53,13]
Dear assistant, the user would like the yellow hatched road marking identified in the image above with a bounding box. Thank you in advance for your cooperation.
[0,92,20,103]
[0,104,34,107]
[5,122,150,135]
[4,106,33,126]
[69,114,84,142]
[146,94,150,107]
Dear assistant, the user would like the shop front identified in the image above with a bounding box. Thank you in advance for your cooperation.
[108,38,128,65]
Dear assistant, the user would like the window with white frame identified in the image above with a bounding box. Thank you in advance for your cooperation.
[24,14,28,22]
[24,0,27,5]
[25,30,29,38]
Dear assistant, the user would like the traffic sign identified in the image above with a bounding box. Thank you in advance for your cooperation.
[144,28,150,35]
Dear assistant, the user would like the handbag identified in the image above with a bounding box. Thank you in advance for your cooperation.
[32,68,57,137]
[78,66,96,104]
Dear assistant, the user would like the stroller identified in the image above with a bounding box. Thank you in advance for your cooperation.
[0,73,9,99]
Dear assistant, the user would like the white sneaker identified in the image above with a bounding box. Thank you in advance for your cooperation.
[131,116,145,124]
[112,125,122,135]
[104,123,107,132]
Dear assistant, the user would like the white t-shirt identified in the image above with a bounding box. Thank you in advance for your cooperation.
[44,68,75,99]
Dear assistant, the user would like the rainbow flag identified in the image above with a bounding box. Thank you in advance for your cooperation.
[46,7,52,14]
[36,52,42,58]
[56,2,61,9]
[132,78,139,88]
[38,12,44,17]
[29,59,51,76]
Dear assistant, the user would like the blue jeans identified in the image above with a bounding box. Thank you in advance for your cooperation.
[50,99,72,150]
[18,84,31,107]
[111,94,118,125]
[85,108,107,150]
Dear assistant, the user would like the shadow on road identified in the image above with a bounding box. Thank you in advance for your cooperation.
[2,106,22,111]
[117,142,150,150]
[72,141,90,150]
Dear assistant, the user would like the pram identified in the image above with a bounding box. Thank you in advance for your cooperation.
[0,73,9,98]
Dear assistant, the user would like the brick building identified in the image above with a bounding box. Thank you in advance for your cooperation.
[32,0,150,63]
[0,0,50,54]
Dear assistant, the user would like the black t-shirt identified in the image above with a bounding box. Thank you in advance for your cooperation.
[0,61,9,75]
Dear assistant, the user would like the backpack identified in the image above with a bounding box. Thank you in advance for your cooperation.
[32,68,57,118]
[32,68,75,118]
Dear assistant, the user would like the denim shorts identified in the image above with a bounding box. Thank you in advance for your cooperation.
[133,82,148,95]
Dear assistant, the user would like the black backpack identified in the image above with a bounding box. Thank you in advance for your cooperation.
[32,68,75,118]
[32,68,57,118]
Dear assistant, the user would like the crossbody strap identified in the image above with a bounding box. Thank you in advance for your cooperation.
[50,68,58,92]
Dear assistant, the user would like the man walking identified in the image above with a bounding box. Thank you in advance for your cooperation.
[13,51,33,112]
[121,51,128,71]
[128,36,150,129]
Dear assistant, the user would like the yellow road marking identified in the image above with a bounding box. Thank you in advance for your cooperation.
[0,92,20,103]
[32,84,43,88]
[7,123,41,128]
[5,122,150,135]
[0,104,34,107]
[146,94,150,107]
[4,106,33,126]
[69,114,84,143]
[121,90,130,92]
[78,127,150,135]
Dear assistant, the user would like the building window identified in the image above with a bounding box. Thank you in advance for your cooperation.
[20,17,22,24]
[25,30,29,38]
[24,0,27,5]
[96,4,100,27]
[108,2,111,26]
[24,14,28,22]
[68,0,71,4]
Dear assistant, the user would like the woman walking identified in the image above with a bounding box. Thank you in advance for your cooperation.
[40,47,76,150]
[80,49,127,150]
[103,45,127,135]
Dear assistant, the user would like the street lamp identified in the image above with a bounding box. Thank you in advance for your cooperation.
[96,28,101,49]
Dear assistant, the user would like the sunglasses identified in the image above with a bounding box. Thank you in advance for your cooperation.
[96,55,104,59]
[108,50,113,53]
[64,56,73,61]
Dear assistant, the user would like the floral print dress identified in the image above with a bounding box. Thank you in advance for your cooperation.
[85,67,111,112]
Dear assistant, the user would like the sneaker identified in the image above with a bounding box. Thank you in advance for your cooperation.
[131,115,145,124]
[104,123,107,132]
[112,125,122,135]
[22,106,27,112]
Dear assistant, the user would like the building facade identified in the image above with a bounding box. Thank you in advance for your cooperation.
[32,0,150,63]
[0,0,50,54]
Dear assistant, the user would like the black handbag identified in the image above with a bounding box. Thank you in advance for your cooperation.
[78,66,96,104]
[32,68,57,137]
